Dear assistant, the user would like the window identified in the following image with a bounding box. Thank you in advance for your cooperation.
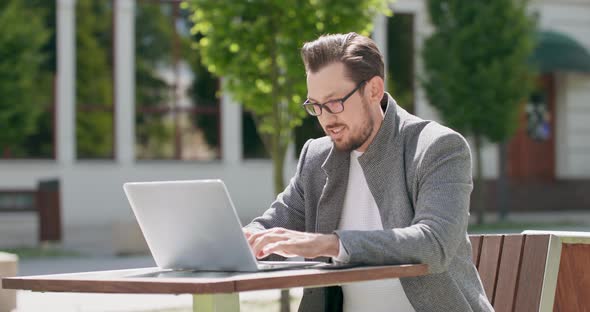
[387,13,415,114]
[0,0,55,159]
[242,111,269,159]
[0,191,36,212]
[76,0,114,159]
[294,115,324,157]
[135,0,220,160]
[526,90,551,141]
[242,111,324,160]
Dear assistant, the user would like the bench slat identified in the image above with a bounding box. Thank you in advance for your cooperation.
[478,235,503,301]
[514,235,551,312]
[553,244,590,311]
[469,235,483,268]
[493,235,525,312]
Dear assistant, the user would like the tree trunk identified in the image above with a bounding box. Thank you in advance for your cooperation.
[474,135,486,225]
[259,116,291,312]
[497,141,509,221]
[267,14,291,310]
[271,139,290,312]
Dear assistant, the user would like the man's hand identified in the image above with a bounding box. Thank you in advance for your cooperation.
[244,227,339,259]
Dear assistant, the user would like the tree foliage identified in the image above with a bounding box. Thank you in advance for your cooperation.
[422,0,536,223]
[423,0,535,141]
[0,0,51,156]
[134,3,175,158]
[185,2,391,310]
[75,0,114,158]
[186,0,391,192]
[134,3,220,159]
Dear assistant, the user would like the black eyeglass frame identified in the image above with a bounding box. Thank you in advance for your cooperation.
[302,80,367,116]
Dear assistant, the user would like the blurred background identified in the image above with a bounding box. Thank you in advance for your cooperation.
[0,0,589,311]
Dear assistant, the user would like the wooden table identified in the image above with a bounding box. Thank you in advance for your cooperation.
[2,264,428,311]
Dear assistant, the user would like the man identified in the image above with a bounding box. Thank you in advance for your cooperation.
[244,32,493,312]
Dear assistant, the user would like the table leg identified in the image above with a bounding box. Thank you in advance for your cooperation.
[193,293,240,312]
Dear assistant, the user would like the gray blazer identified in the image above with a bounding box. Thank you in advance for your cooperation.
[246,93,494,312]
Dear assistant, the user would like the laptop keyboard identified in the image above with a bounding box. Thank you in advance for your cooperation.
[257,261,320,271]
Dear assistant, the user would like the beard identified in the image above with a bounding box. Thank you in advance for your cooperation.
[327,98,374,152]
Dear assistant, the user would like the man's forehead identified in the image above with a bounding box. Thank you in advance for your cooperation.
[306,64,354,101]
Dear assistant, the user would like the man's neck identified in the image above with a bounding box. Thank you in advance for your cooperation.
[356,109,385,153]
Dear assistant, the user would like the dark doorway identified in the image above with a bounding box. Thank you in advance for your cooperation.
[508,74,556,181]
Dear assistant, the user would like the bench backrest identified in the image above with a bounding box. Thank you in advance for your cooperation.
[469,234,561,312]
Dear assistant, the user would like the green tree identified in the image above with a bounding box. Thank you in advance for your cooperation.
[134,2,175,158]
[0,0,51,157]
[422,0,536,224]
[76,0,114,158]
[134,3,220,159]
[21,0,56,158]
[186,1,391,310]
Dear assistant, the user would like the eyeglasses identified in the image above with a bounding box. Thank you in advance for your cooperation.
[302,80,366,116]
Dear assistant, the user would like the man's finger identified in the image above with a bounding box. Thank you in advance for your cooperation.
[251,233,290,258]
[247,227,288,249]
[262,241,297,258]
[247,229,270,247]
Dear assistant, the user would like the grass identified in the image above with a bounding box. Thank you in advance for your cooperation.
[468,221,584,234]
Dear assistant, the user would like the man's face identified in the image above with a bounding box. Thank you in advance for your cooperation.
[306,62,374,152]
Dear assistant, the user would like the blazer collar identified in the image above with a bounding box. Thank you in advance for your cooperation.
[321,92,398,173]
[316,93,398,234]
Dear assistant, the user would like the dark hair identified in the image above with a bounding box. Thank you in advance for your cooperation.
[300,32,384,85]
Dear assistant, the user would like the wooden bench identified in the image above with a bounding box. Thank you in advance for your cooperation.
[470,232,590,312]
[522,230,590,312]
[0,179,61,246]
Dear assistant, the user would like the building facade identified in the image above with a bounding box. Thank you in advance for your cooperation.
[1,0,589,250]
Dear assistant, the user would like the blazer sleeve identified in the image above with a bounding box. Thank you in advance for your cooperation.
[243,139,312,234]
[334,132,473,274]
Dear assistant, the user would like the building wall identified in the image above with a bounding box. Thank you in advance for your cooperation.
[2,0,589,249]
[0,130,298,250]
[0,0,299,250]
[532,1,590,178]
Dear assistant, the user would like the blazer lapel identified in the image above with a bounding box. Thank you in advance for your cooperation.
[357,95,401,228]
[359,94,415,228]
[315,93,404,233]
[316,147,350,234]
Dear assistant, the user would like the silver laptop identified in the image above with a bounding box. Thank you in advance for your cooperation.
[123,179,319,272]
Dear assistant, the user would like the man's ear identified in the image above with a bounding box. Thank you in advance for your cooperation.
[367,76,385,105]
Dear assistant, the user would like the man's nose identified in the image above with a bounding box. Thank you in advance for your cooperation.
[319,111,338,122]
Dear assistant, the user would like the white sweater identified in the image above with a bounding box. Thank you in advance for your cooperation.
[334,150,416,312]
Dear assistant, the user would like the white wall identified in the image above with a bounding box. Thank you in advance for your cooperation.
[0,159,290,248]
[532,1,590,178]
[556,74,590,178]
